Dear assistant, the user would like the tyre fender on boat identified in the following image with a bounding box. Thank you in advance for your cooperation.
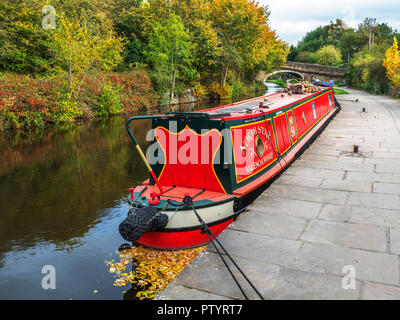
[119,207,169,242]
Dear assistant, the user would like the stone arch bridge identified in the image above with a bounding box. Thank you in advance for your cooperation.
[257,61,347,83]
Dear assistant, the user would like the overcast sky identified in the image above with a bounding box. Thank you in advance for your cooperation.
[260,0,400,45]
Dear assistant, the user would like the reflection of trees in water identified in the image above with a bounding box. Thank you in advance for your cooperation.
[0,116,152,261]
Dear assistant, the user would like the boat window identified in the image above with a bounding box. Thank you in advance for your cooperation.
[328,94,333,107]
[255,136,265,157]
[312,102,317,120]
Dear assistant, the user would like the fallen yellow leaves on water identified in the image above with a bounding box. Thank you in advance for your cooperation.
[105,245,205,300]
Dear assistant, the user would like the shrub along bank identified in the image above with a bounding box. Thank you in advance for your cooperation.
[0,68,158,129]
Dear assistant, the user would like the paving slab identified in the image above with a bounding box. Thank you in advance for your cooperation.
[373,182,400,195]
[390,228,400,255]
[284,166,345,179]
[373,151,400,159]
[346,192,400,210]
[274,174,323,188]
[320,179,372,193]
[301,220,387,252]
[292,159,375,173]
[362,282,400,300]
[157,89,400,300]
[264,184,349,205]
[262,268,360,300]
[299,153,339,161]
[319,204,400,228]
[207,229,301,266]
[291,242,399,285]
[249,195,322,220]
[173,251,280,300]
[227,206,308,240]
[364,158,400,166]
[376,163,400,173]
[345,172,400,184]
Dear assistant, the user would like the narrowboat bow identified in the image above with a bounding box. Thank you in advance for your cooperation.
[119,87,341,250]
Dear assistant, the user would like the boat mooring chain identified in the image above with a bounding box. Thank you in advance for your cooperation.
[167,198,265,300]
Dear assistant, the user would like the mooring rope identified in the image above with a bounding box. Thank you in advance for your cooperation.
[167,198,265,300]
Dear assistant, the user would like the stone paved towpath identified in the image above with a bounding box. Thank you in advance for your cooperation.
[156,88,400,300]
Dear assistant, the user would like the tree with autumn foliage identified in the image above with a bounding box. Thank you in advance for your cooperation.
[209,0,287,86]
[50,13,124,101]
[0,0,53,73]
[115,0,288,94]
[383,37,400,93]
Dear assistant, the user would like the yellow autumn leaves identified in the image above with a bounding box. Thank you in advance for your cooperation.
[105,245,205,300]
[383,37,400,90]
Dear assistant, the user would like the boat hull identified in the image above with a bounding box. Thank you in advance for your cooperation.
[136,216,235,250]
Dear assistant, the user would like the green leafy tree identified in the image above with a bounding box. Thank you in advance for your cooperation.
[297,26,331,53]
[146,14,194,102]
[295,51,317,64]
[113,0,148,66]
[50,14,124,101]
[315,45,343,66]
[287,45,298,61]
[356,18,395,48]
[349,44,391,94]
[0,0,53,73]
[338,29,364,63]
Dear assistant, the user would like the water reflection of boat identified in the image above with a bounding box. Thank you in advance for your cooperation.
[119,87,340,250]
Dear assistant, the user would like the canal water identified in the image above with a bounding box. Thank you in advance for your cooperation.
[263,81,282,94]
[0,86,279,299]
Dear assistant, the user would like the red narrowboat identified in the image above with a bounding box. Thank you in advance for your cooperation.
[119,87,341,250]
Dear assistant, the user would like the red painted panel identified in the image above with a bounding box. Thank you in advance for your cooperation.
[154,126,225,193]
[316,92,333,120]
[315,93,329,118]
[294,92,333,139]
[293,102,311,138]
[274,113,291,154]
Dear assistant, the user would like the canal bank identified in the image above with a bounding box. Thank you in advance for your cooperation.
[156,88,400,300]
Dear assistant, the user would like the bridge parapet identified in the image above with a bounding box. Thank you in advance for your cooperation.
[257,61,348,83]
[283,61,347,78]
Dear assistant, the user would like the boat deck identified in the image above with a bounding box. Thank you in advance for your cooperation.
[134,184,232,202]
